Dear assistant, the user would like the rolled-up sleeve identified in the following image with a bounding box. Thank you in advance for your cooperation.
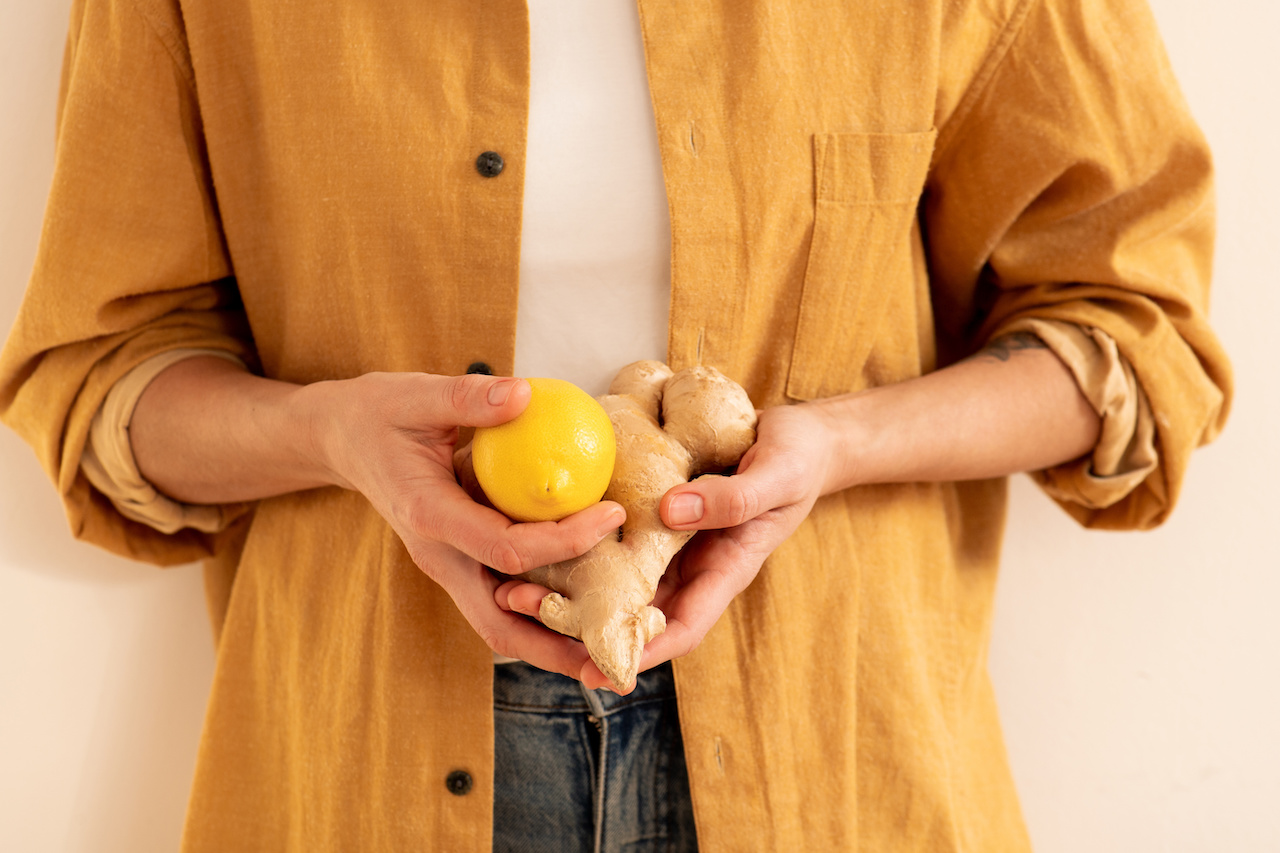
[925,0,1232,529]
[81,349,249,535]
[0,0,257,564]
[1008,318,1159,510]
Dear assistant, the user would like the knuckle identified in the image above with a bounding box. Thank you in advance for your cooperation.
[475,623,505,655]
[448,374,484,414]
[400,496,439,540]
[571,524,606,556]
[487,538,529,576]
[722,487,759,527]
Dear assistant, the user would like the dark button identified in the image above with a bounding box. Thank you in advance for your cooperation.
[466,361,493,375]
[475,151,504,178]
[445,769,473,796]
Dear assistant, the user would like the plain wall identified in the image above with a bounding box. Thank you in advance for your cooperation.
[2,1,1276,850]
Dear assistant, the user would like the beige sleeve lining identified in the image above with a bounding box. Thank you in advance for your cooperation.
[81,349,247,534]
[1004,319,1158,510]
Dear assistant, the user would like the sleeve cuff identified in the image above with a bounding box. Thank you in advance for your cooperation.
[80,349,247,535]
[1002,319,1158,510]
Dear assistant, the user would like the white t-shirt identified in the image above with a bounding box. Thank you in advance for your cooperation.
[514,0,671,397]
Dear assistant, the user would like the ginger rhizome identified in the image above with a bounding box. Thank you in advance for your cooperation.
[458,360,757,691]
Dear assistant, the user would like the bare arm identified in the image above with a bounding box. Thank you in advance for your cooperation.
[130,355,336,503]
[499,335,1102,686]
[128,355,625,683]
[812,332,1100,495]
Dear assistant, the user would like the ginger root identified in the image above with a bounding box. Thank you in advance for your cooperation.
[457,361,757,691]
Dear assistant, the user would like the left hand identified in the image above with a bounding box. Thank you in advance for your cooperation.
[638,400,839,672]
[496,399,841,687]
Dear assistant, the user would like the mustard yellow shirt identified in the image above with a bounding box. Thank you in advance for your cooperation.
[0,0,1230,850]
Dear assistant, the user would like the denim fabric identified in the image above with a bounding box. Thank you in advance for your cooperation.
[493,661,698,853]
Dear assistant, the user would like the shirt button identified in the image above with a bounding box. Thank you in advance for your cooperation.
[445,769,474,796]
[475,151,504,178]
[466,361,493,375]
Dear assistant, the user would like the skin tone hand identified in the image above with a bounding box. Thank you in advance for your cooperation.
[495,401,831,689]
[129,356,623,679]
[499,335,1103,685]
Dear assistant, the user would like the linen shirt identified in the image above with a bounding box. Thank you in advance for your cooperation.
[0,0,1231,850]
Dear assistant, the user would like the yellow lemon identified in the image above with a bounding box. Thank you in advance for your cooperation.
[472,378,616,522]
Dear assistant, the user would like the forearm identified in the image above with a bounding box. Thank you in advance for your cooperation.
[815,335,1102,493]
[127,356,627,681]
[129,356,337,504]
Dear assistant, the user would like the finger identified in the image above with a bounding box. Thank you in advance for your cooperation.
[415,373,533,430]
[491,612,596,677]
[406,480,625,575]
[491,579,618,691]
[660,450,805,531]
[419,544,600,679]
[475,499,624,575]
[639,524,782,674]
[577,659,618,693]
[639,564,740,673]
[494,579,555,617]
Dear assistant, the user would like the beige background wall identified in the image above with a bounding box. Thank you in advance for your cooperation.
[2,1,1276,850]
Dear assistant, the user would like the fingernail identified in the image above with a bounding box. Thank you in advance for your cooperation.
[667,493,704,525]
[487,379,517,406]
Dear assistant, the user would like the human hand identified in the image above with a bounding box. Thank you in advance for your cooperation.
[638,401,840,671]
[495,399,841,686]
[312,371,625,678]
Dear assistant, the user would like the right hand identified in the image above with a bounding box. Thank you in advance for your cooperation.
[310,371,625,678]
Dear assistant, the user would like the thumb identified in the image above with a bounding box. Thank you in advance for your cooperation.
[426,374,531,429]
[660,463,785,531]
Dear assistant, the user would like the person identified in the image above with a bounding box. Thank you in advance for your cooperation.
[0,0,1231,850]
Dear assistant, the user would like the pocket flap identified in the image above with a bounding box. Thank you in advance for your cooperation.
[786,130,937,402]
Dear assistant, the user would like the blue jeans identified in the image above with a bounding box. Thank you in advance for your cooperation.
[493,661,699,853]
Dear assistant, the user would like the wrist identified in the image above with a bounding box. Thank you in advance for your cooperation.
[294,377,357,492]
[805,392,877,495]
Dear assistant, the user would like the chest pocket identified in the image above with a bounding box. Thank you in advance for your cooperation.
[786,130,936,401]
